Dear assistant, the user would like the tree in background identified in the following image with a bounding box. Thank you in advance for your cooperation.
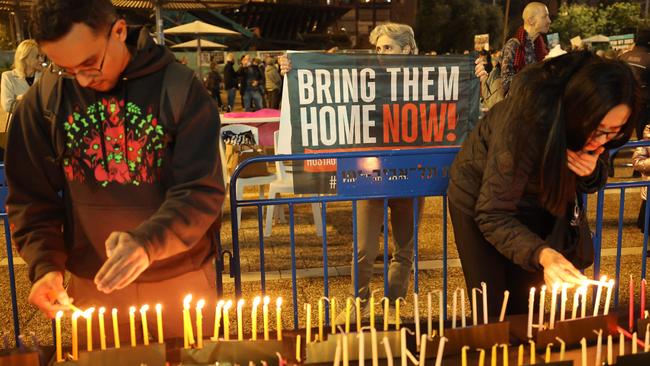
[416,0,503,54]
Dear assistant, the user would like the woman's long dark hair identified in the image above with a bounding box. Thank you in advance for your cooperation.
[505,51,641,215]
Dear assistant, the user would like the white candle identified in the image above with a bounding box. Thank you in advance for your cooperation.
[538,285,546,329]
[400,328,407,366]
[560,284,568,322]
[550,283,559,330]
[527,287,535,339]
[358,330,364,366]
[472,287,480,326]
[580,337,587,366]
[252,296,261,341]
[633,332,638,354]
[580,286,587,318]
[371,328,379,366]
[645,323,650,352]
[318,297,325,341]
[572,287,580,320]
[427,292,432,338]
[237,299,245,341]
[594,329,602,366]
[382,337,394,366]
[414,293,421,349]
[343,333,349,366]
[346,297,352,334]
[434,337,447,366]
[437,290,444,337]
[460,288,466,328]
[224,300,232,341]
[594,276,606,316]
[332,297,338,335]
[499,291,509,322]
[263,296,270,341]
[370,291,377,331]
[604,279,614,315]
[481,282,488,324]
[620,331,625,356]
[305,303,312,344]
[452,289,458,329]
[213,300,224,340]
[334,335,342,366]
[607,334,613,365]
[418,335,427,366]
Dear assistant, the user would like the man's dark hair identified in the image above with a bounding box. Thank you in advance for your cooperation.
[30,0,116,43]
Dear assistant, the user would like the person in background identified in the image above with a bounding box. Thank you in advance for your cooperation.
[264,56,281,109]
[620,28,650,140]
[237,54,263,112]
[1,39,43,115]
[633,124,650,233]
[205,61,223,111]
[449,52,639,315]
[253,57,266,109]
[223,52,237,112]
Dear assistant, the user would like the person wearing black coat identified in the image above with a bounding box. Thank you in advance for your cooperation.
[448,52,640,315]
[223,53,238,112]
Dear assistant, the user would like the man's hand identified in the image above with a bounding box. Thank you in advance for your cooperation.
[567,146,605,177]
[94,232,150,294]
[28,271,69,318]
[475,57,488,83]
[279,55,292,76]
[538,247,587,288]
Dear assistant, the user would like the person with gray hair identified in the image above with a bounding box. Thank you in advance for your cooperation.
[368,23,418,55]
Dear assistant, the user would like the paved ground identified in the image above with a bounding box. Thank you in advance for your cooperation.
[1,145,649,349]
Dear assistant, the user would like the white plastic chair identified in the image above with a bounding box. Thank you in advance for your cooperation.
[220,124,276,227]
[264,131,323,237]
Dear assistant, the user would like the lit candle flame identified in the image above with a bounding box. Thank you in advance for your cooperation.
[197,299,206,310]
[224,300,233,310]
[129,306,136,314]
[183,294,193,306]
[238,299,246,307]
[140,304,150,313]
[277,297,283,307]
[253,296,261,307]
[56,310,64,319]
[84,307,95,319]
[155,303,162,312]
[99,307,106,315]
[263,296,271,305]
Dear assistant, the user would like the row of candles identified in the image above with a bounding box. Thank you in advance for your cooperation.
[54,304,164,362]
[526,277,615,339]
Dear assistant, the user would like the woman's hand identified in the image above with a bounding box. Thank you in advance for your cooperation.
[538,247,587,288]
[475,58,488,83]
[567,147,605,177]
[279,55,292,76]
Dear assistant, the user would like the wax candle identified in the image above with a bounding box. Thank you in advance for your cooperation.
[452,289,458,329]
[555,337,565,361]
[437,290,444,337]
[472,287,480,326]
[413,293,421,348]
[560,284,568,322]
[346,297,352,333]
[545,343,552,363]
[594,276,605,316]
[501,344,508,366]
[538,285,546,329]
[355,297,362,333]
[580,286,587,319]
[427,292,432,337]
[645,324,650,352]
[620,330,625,356]
[296,335,301,362]
[529,340,535,365]
[383,297,389,332]
[478,348,486,366]
[594,329,602,366]
[263,296,270,341]
[382,337,393,366]
[633,332,638,354]
[370,290,377,330]
[527,287,535,339]
[154,304,164,344]
[580,337,587,366]
[72,311,81,360]
[140,305,150,346]
[434,337,447,366]
[607,334,613,365]
[550,283,559,330]
[331,297,338,335]
[517,344,523,366]
[55,311,63,362]
[418,334,427,366]
[630,275,635,331]
[275,298,282,341]
[224,300,233,341]
[343,333,349,366]
[604,279,614,315]
[98,307,106,350]
[460,289,466,328]
[112,308,120,349]
[237,299,245,341]
[129,306,136,347]
[318,297,324,341]
[491,343,497,366]
[371,327,379,366]
[305,303,312,344]
[85,307,95,352]
[400,327,408,366]
[358,330,364,366]
[252,296,261,341]
[461,345,469,366]
[499,290,509,322]
[213,300,224,341]
[395,298,404,330]
[481,282,488,324]
[183,294,194,347]
[572,287,580,320]
[196,299,205,348]
[642,278,647,320]
[334,335,342,366]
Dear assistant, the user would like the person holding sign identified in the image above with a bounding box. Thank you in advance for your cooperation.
[448,51,640,315]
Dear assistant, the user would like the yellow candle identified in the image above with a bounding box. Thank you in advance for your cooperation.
[491,343,497,366]
[370,291,376,330]
[183,294,194,347]
[224,300,233,341]
[296,334,302,362]
[461,345,469,366]
[85,307,95,352]
[395,298,404,330]
[331,297,337,334]
[55,311,63,362]
[580,337,587,366]
[72,311,81,360]
[263,296,270,341]
[478,348,485,366]
[355,297,362,333]
[318,297,324,341]
[213,300,224,340]
[155,304,163,344]
[305,303,312,344]
[383,297,390,332]
[129,306,137,347]
[529,340,536,365]
[98,307,106,350]
[140,305,150,346]
[196,299,205,348]
[345,297,352,333]
[237,299,245,341]
[501,344,509,366]
[517,344,524,366]
[545,343,552,363]
[252,296,261,340]
[112,308,120,349]
[276,297,283,341]
[555,337,565,361]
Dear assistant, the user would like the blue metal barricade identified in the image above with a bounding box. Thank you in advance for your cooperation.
[0,163,21,346]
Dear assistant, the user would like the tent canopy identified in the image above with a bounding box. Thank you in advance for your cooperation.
[171,38,227,49]
[165,20,239,36]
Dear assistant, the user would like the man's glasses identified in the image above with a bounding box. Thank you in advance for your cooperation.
[50,20,116,79]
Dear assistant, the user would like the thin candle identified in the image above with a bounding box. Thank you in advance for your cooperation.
[224,300,233,341]
[55,311,63,362]
[633,332,638,354]
[501,344,508,366]
[183,294,194,347]
[434,336,447,366]
[550,283,559,330]
[630,275,635,331]
[196,299,205,348]
[560,284,568,322]
[499,290,509,322]
[213,300,224,341]
[358,331,364,366]
[129,306,137,347]
[371,328,379,366]
[517,344,523,366]
[346,297,352,333]
[594,276,605,316]
[607,334,613,365]
[645,324,650,352]
[318,297,325,341]
[305,303,312,344]
[427,292,432,337]
[382,337,393,366]
[382,297,389,332]
[594,329,602,366]
[355,297,362,333]
[437,290,444,337]
[395,297,403,330]
[275,298,282,341]
[155,304,163,344]
[72,311,81,360]
[544,343,552,363]
[555,337,565,361]
[85,307,95,352]
[237,299,245,341]
[461,345,469,366]
[481,282,488,324]
[112,308,120,349]
[491,343,497,366]
[370,291,377,330]
[343,333,349,366]
[478,348,486,366]
[572,287,580,320]
[527,287,535,339]
[538,285,546,329]
[331,297,338,335]
[418,334,427,366]
[460,289,466,328]
[580,286,587,318]
[334,336,342,366]
[620,330,625,356]
[529,340,535,365]
[251,296,261,341]
[580,337,587,366]
[296,335,301,362]
[452,289,458,329]
[263,296,270,341]
[140,305,150,346]
[98,307,106,350]
[604,279,614,315]
[642,278,647,320]
[414,293,421,348]
[472,287,480,326]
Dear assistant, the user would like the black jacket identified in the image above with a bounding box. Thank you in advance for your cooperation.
[223,61,238,89]
[447,100,608,271]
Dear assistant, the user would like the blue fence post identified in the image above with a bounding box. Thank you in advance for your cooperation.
[614,189,625,307]
[442,195,448,321]
[383,199,389,297]
[413,197,419,294]
[257,205,266,294]
[3,216,20,347]
[289,204,299,329]
[352,200,359,298]
[593,190,605,281]
[321,202,330,326]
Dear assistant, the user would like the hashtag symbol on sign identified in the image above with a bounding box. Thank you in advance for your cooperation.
[329,175,337,190]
